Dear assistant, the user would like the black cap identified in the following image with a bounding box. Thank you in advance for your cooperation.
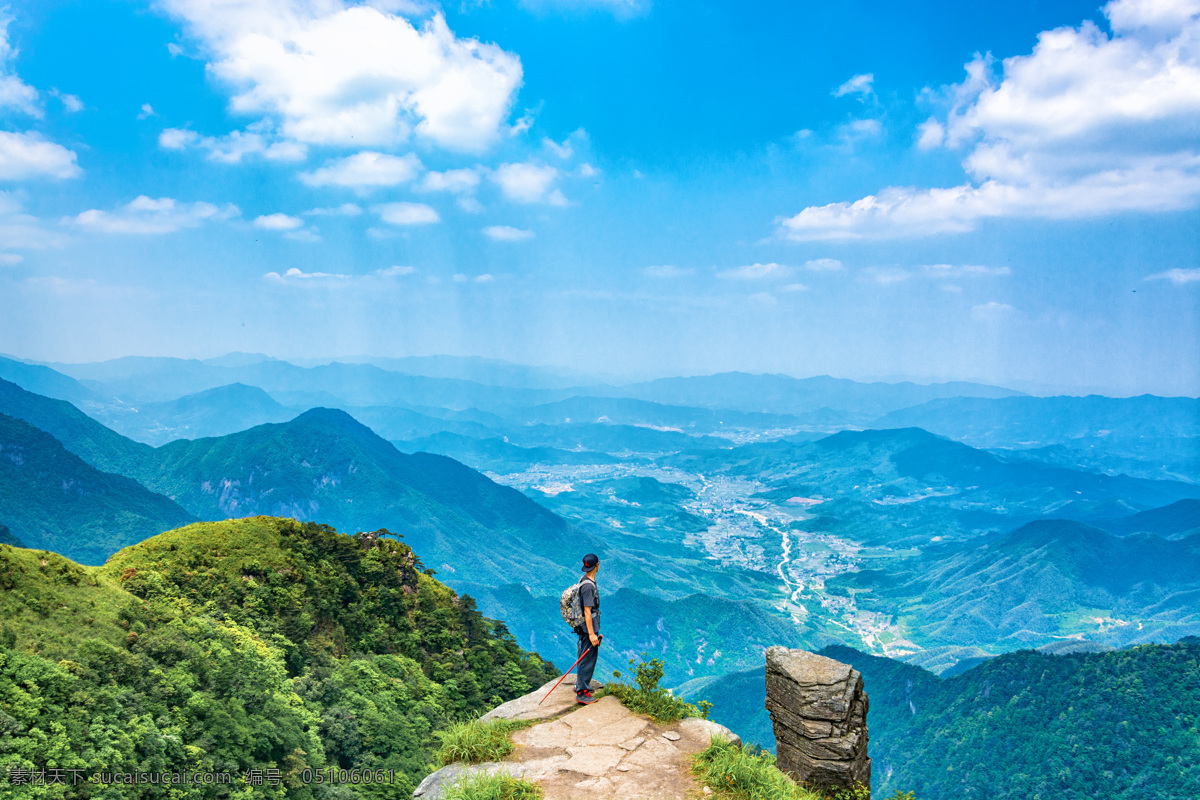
[581,553,600,571]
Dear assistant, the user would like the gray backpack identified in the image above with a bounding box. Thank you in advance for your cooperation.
[560,577,595,629]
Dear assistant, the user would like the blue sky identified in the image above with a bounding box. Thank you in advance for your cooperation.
[0,0,1197,395]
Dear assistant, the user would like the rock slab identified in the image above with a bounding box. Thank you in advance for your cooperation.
[765,646,870,794]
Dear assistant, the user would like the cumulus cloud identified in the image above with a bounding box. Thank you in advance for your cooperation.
[0,192,62,249]
[376,264,417,276]
[138,103,157,119]
[304,203,362,216]
[491,161,565,204]
[804,258,843,271]
[781,0,1200,239]
[834,73,875,99]
[643,264,693,277]
[718,262,790,280]
[422,167,481,193]
[159,126,308,163]
[374,201,440,225]
[0,16,38,116]
[482,224,533,241]
[300,151,422,188]
[49,88,83,113]
[1145,267,1200,284]
[160,0,523,152]
[265,267,350,283]
[972,301,1015,320]
[253,213,304,230]
[264,263,420,285]
[69,196,239,234]
[0,131,81,180]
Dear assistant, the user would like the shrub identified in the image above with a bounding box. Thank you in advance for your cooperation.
[443,772,543,800]
[435,717,532,765]
[608,654,709,723]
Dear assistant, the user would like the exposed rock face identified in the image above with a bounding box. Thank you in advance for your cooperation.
[765,646,870,794]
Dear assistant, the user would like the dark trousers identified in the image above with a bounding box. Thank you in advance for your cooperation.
[574,628,599,694]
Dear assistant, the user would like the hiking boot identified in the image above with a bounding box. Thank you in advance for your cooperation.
[581,688,595,698]
[576,692,597,705]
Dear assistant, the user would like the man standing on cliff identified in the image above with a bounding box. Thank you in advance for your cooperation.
[574,553,603,704]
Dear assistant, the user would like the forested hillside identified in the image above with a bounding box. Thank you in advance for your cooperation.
[0,517,557,798]
[689,642,1200,800]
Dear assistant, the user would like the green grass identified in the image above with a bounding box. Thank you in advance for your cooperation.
[442,772,543,800]
[608,654,710,723]
[692,736,824,800]
[0,544,130,660]
[435,718,533,765]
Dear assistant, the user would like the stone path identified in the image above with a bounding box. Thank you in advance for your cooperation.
[414,675,740,799]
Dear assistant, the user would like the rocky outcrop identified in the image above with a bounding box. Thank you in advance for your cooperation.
[765,646,870,794]
[416,674,740,799]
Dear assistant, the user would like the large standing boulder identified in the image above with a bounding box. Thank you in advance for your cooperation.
[765,646,870,794]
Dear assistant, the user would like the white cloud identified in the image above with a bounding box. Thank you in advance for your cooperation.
[265,267,350,283]
[972,301,1015,320]
[376,264,417,276]
[491,161,563,203]
[916,118,945,150]
[718,262,790,280]
[304,203,362,216]
[160,0,522,152]
[0,131,80,180]
[863,267,910,285]
[643,264,692,278]
[374,201,440,225]
[0,192,62,249]
[782,0,1200,239]
[0,252,22,265]
[1145,267,1200,284]
[921,263,1011,277]
[422,167,481,193]
[69,196,239,234]
[520,0,649,16]
[49,88,83,113]
[159,126,308,163]
[474,273,494,282]
[300,151,421,188]
[253,213,304,230]
[482,224,534,241]
[0,16,38,116]
[284,228,321,242]
[804,258,843,271]
[834,73,875,99]
[138,103,156,119]
[578,162,598,178]
[782,283,809,292]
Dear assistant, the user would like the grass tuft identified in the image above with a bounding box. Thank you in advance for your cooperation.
[608,654,709,723]
[442,772,543,800]
[692,735,823,800]
[435,718,532,765]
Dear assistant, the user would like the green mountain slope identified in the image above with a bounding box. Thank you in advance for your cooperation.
[0,413,196,565]
[130,408,592,587]
[396,431,624,473]
[0,356,101,407]
[0,377,153,474]
[1103,499,1200,538]
[683,642,1200,800]
[0,517,557,797]
[829,519,1200,650]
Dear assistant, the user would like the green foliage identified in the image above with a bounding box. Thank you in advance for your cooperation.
[0,517,559,799]
[608,655,706,723]
[691,736,822,800]
[0,413,195,565]
[434,719,531,765]
[821,643,1200,800]
[441,772,543,800]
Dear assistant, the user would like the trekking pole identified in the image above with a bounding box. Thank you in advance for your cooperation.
[538,647,592,704]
